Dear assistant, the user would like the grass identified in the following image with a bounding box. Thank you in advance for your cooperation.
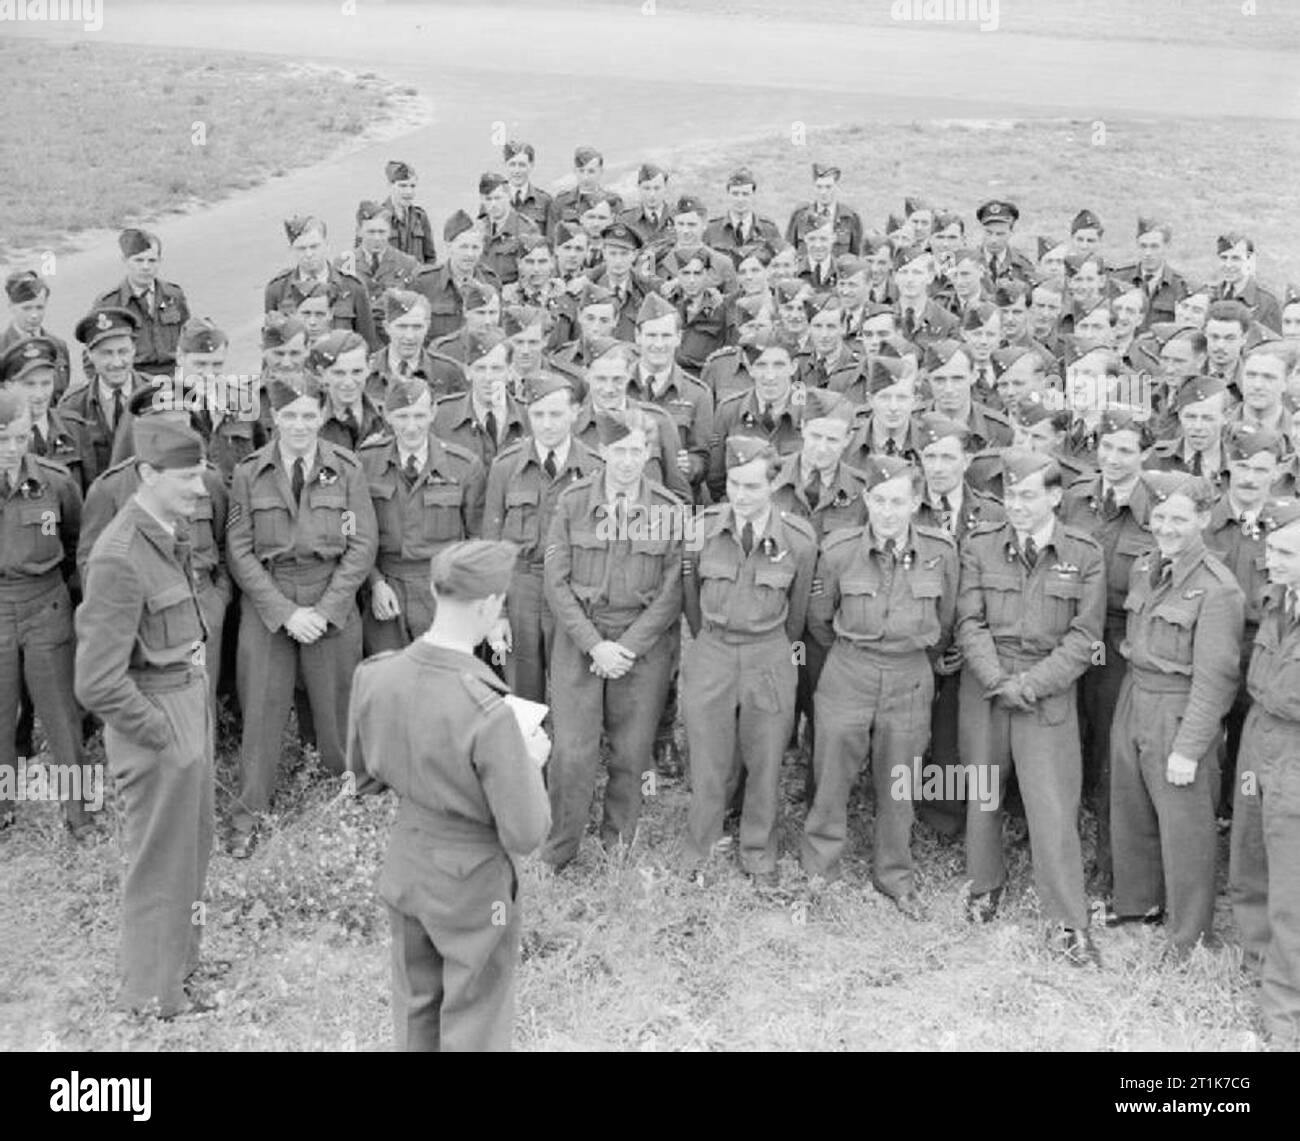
[632,119,1300,291]
[0,39,424,259]
[0,703,1267,1052]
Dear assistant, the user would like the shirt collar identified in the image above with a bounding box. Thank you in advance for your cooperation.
[134,493,176,538]
[731,504,773,541]
[279,441,316,476]
[1013,517,1057,553]
[534,436,571,469]
[398,438,429,469]
[1102,473,1139,506]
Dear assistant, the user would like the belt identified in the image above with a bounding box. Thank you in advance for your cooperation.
[265,558,334,583]
[0,568,62,601]
[378,555,433,580]
[129,666,207,693]
[834,639,930,666]
[1128,666,1191,695]
[700,623,788,646]
[396,798,501,847]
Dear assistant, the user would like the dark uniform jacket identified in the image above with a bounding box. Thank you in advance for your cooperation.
[74,499,208,750]
[93,279,189,375]
[384,198,437,266]
[1060,474,1155,637]
[343,245,421,337]
[543,471,682,656]
[785,202,863,258]
[708,389,805,501]
[769,453,869,541]
[1212,278,1282,334]
[482,437,601,571]
[572,398,691,503]
[1119,539,1244,759]
[957,517,1106,704]
[320,394,387,453]
[914,482,1005,543]
[27,409,86,488]
[1110,261,1187,330]
[411,263,502,342]
[226,440,378,632]
[359,433,486,583]
[626,365,715,493]
[0,324,71,396]
[682,504,817,640]
[264,266,378,351]
[703,214,783,265]
[57,373,151,491]
[808,522,959,659]
[481,210,540,286]
[366,345,446,406]
[0,453,81,589]
[432,391,527,471]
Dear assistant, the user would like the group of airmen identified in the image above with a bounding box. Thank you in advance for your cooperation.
[4,143,1300,1051]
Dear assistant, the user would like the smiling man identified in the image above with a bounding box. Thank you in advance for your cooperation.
[1,272,71,399]
[1145,376,1231,491]
[225,373,378,857]
[1212,232,1282,333]
[266,216,377,351]
[958,449,1105,965]
[708,341,805,500]
[382,160,437,266]
[313,332,386,452]
[75,417,214,1016]
[1107,472,1243,956]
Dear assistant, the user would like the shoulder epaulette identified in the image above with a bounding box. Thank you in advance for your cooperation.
[647,480,684,507]
[779,511,817,544]
[1061,524,1104,552]
[440,439,481,466]
[32,455,74,479]
[459,670,505,713]
[717,389,749,410]
[968,519,1007,538]
[822,524,865,550]
[494,439,527,461]
[703,346,738,365]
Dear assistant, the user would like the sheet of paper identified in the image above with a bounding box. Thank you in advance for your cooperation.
[502,694,549,740]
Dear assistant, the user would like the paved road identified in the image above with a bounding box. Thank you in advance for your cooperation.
[9,1,1299,372]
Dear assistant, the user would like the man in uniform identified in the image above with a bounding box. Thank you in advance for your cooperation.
[1237,498,1300,1046]
[479,172,540,286]
[313,332,387,452]
[346,201,421,341]
[841,357,921,469]
[922,340,1013,453]
[785,162,862,259]
[78,385,231,712]
[360,379,486,654]
[347,539,551,1051]
[1111,218,1186,331]
[704,168,783,266]
[482,372,600,703]
[574,337,690,501]
[795,298,863,393]
[366,290,441,406]
[658,196,738,294]
[802,455,958,915]
[1107,472,1243,955]
[682,436,816,884]
[412,211,501,341]
[1232,340,1296,444]
[265,216,378,351]
[619,163,675,252]
[382,160,437,265]
[93,229,190,379]
[1,271,71,398]
[225,376,378,856]
[502,140,553,235]
[547,146,624,232]
[628,295,713,502]
[894,247,960,348]
[432,329,527,469]
[61,307,151,490]
[1060,410,1153,892]
[74,419,214,1016]
[1144,376,1231,491]
[541,409,683,869]
[708,341,806,500]
[976,201,1035,286]
[958,449,1105,965]
[1213,232,1282,333]
[0,391,90,838]
[1,336,85,482]
[427,282,502,394]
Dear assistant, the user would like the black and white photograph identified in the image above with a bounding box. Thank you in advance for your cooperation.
[0,0,1298,1087]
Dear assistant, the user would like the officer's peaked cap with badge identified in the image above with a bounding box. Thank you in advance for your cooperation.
[75,306,140,348]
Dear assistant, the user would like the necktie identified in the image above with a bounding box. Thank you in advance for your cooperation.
[1022,537,1038,568]
[31,424,45,456]
[901,309,916,338]
[1102,486,1118,519]
[291,457,305,500]
[884,437,898,457]
[761,402,776,433]
[883,538,897,563]
[484,409,499,444]
[939,493,952,513]
[398,360,409,378]
[806,467,823,509]
[1190,451,1203,476]
[111,387,123,431]
[0,471,10,499]
[403,454,420,486]
[1223,283,1235,300]
[342,407,358,440]
[369,252,380,276]
[1151,557,1174,589]
[741,521,754,556]
[514,189,524,207]
[543,449,557,479]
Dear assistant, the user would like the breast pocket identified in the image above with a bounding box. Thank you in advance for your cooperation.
[307,488,348,556]
[838,572,884,635]
[331,293,357,326]
[503,486,539,544]
[568,528,607,590]
[249,494,291,552]
[980,572,1021,631]
[19,503,63,563]
[1148,600,1198,664]
[419,484,466,544]
[906,573,943,638]
[188,498,219,571]
[751,560,796,624]
[1043,576,1084,634]
[140,582,204,652]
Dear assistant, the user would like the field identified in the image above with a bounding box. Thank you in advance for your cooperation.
[0,38,427,259]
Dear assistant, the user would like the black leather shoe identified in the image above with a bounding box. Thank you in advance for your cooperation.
[965,886,1002,924]
[1101,904,1165,928]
